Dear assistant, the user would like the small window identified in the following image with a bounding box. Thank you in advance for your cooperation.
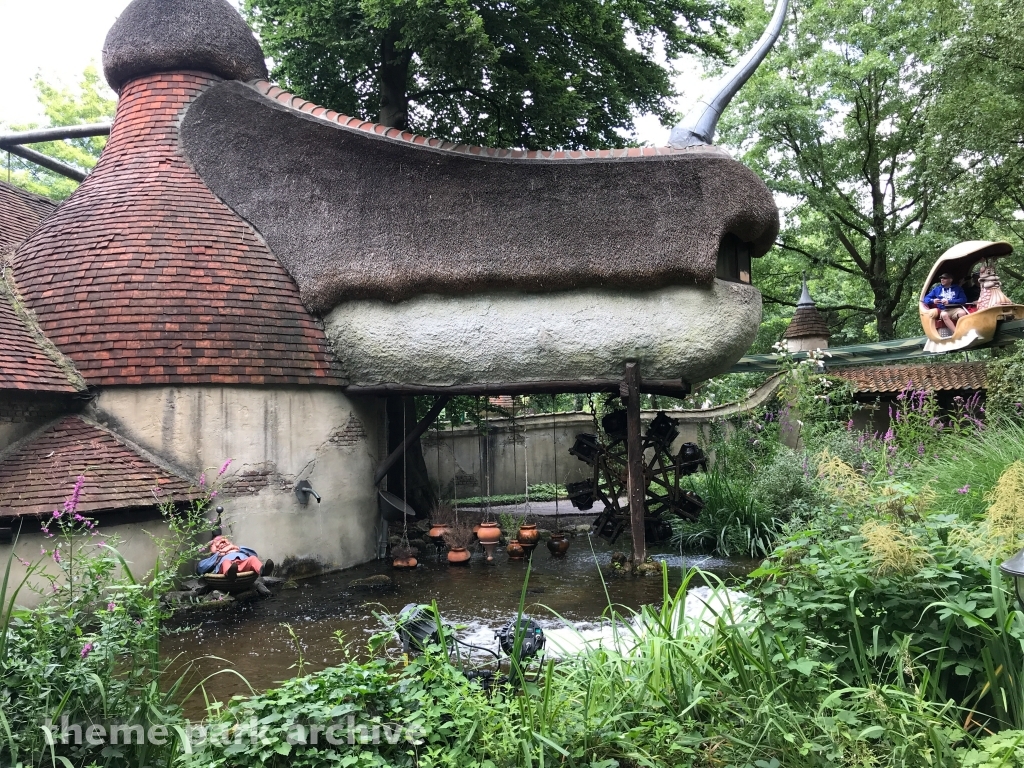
[716,234,751,284]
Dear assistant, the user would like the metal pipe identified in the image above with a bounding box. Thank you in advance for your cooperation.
[0,123,111,146]
[1,144,87,182]
[669,0,789,148]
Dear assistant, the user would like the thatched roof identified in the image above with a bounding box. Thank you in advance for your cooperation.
[102,0,267,91]
[180,80,780,312]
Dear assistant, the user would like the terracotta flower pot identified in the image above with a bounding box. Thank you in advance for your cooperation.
[477,521,501,544]
[517,523,540,548]
[447,547,471,565]
[393,556,418,569]
[547,532,570,557]
[428,524,450,544]
[506,540,526,560]
[472,523,482,539]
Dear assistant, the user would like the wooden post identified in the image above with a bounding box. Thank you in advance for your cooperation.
[622,362,646,565]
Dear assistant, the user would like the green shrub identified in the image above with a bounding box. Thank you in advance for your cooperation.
[1,472,217,768]
[750,514,1024,724]
[986,342,1024,419]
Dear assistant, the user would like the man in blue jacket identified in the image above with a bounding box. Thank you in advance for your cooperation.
[921,273,969,335]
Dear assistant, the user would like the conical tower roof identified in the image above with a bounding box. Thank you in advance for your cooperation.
[782,274,831,341]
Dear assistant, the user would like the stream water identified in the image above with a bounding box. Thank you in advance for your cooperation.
[161,528,756,715]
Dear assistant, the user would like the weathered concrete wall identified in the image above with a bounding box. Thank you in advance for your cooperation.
[0,517,172,609]
[87,386,383,578]
[423,411,709,498]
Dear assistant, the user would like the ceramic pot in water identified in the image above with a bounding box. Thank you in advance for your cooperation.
[472,523,482,539]
[427,524,450,544]
[447,547,471,565]
[517,523,540,548]
[477,521,501,544]
[393,556,418,569]
[506,539,525,560]
[547,532,570,557]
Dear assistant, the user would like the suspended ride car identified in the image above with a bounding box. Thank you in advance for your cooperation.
[919,241,1024,353]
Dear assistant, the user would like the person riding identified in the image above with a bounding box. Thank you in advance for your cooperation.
[197,535,274,580]
[921,272,968,334]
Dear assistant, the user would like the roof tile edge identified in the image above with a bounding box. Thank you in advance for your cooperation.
[247,80,729,162]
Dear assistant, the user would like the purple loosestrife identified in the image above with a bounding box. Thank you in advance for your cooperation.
[80,642,93,659]
[218,459,232,476]
[957,484,971,494]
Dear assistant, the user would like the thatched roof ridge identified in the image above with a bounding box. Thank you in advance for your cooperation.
[102,0,267,91]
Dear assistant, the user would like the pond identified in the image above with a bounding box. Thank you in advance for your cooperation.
[162,523,755,715]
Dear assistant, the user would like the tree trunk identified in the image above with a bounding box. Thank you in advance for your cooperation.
[385,396,437,518]
[379,31,410,129]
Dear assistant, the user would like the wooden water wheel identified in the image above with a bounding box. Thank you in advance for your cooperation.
[567,405,706,544]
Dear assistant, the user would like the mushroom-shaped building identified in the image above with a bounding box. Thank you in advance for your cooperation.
[1,0,780,583]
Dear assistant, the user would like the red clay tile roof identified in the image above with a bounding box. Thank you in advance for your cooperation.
[834,362,987,394]
[783,306,831,340]
[0,286,82,392]
[0,416,192,517]
[11,72,341,387]
[251,80,706,162]
[0,180,58,254]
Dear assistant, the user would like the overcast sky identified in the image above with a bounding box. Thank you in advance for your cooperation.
[0,0,686,145]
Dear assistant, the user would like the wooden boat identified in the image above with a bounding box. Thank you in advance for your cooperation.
[919,241,1024,353]
[200,569,259,594]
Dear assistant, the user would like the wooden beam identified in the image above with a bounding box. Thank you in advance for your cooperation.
[622,361,646,565]
[345,378,690,397]
[373,395,450,486]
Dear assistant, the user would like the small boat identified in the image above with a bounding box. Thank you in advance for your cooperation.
[919,241,1024,353]
[200,569,259,594]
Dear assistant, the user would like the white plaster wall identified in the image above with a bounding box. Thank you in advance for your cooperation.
[86,386,383,578]
[0,519,171,609]
[325,280,762,387]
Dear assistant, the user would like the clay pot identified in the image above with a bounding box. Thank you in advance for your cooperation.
[427,524,450,544]
[393,557,418,569]
[506,540,526,560]
[477,521,501,544]
[447,547,471,565]
[517,523,540,548]
[472,523,482,539]
[547,532,570,557]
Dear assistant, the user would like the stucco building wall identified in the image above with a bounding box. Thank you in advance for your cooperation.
[424,411,709,499]
[86,386,383,577]
[0,517,172,609]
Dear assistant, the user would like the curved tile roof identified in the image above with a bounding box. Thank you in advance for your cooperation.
[12,72,340,387]
[0,287,83,393]
[0,180,58,254]
[0,416,192,518]
[834,362,987,394]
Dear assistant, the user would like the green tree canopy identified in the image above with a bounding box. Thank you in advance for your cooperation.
[931,0,1024,264]
[722,0,963,341]
[3,65,115,201]
[244,0,740,149]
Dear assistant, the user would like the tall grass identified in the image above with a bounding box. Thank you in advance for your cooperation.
[902,418,1024,520]
[670,469,783,557]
